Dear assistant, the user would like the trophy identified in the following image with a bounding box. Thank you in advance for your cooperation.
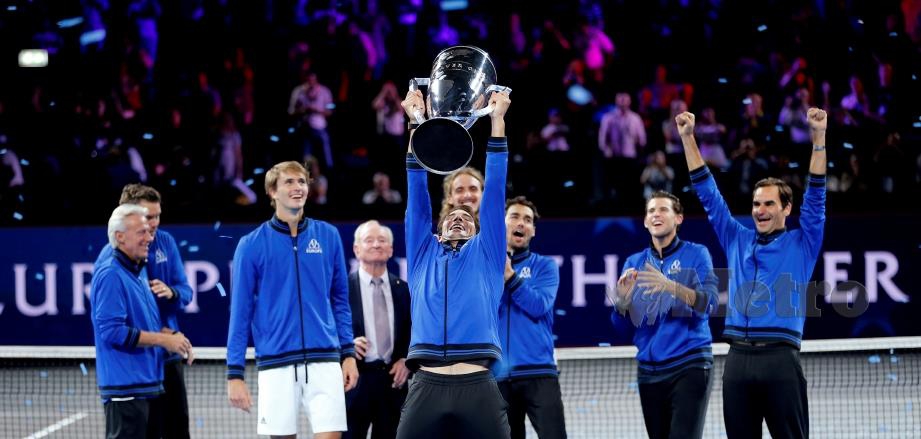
[409,46,512,174]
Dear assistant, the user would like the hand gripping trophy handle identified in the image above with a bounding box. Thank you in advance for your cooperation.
[468,85,513,122]
[408,78,429,125]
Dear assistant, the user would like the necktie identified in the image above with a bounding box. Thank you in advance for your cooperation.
[371,277,392,361]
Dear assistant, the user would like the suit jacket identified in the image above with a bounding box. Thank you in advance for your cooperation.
[348,270,411,364]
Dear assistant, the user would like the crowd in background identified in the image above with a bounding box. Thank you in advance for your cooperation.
[0,0,919,225]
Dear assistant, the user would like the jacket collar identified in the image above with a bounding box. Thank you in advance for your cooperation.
[649,236,683,259]
[757,228,786,244]
[114,248,146,275]
[441,238,470,252]
[510,247,531,264]
[269,214,310,235]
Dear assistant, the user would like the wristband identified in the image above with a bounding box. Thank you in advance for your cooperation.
[813,144,825,151]
[408,122,420,131]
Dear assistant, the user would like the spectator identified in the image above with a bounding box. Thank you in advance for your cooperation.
[362,172,402,205]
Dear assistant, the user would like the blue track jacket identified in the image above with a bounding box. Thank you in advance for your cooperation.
[404,138,508,368]
[493,249,560,381]
[91,249,164,402]
[226,215,354,379]
[690,166,826,347]
[612,237,718,383]
[96,229,192,363]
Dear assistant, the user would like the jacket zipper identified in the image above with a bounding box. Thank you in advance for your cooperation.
[293,235,307,378]
[443,257,449,360]
[746,241,758,341]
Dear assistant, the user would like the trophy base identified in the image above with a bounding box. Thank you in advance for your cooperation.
[410,118,474,175]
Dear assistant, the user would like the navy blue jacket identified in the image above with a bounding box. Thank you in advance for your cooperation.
[612,237,718,383]
[227,215,354,379]
[96,229,192,363]
[691,166,826,347]
[91,249,164,402]
[404,138,507,368]
[493,249,560,381]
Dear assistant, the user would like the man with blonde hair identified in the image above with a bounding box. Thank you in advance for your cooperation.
[227,161,358,439]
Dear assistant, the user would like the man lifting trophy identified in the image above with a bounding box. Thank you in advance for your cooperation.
[407,45,512,174]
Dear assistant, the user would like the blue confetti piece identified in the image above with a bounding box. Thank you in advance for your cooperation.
[774,124,784,132]
[87,245,94,253]
[552,335,558,341]
[142,133,154,140]
[39,371,48,378]
[0,148,6,154]
[170,179,177,187]
[717,77,728,84]
[18,194,24,202]
[627,382,638,392]
[24,399,32,407]
[843,142,854,149]
[555,309,567,316]
[597,342,611,347]
[269,135,280,143]
[913,122,921,128]
[80,363,88,376]
[868,355,881,364]
[889,32,898,37]
[254,167,265,175]
[35,273,44,280]
[196,417,204,428]
[213,221,222,231]
[7,5,17,11]
[216,282,227,297]
[13,212,23,221]
[179,240,188,247]
[887,373,898,382]
[244,178,254,186]
[857,19,864,25]
[188,245,199,253]
[20,158,30,166]
[787,162,799,169]
[563,180,574,188]
[891,355,899,363]
[757,24,767,32]
[287,127,295,134]
[219,235,234,239]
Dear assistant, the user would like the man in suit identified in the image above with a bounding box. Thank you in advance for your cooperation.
[346,220,412,439]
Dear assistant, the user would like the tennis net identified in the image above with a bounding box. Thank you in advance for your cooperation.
[2,337,919,438]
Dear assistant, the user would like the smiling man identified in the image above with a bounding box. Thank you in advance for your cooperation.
[610,191,718,439]
[345,220,411,439]
[397,88,512,439]
[226,161,358,439]
[439,166,484,219]
[677,108,828,439]
[493,196,567,439]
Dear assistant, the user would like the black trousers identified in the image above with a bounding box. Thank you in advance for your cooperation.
[152,360,190,439]
[497,377,567,439]
[638,367,712,439]
[395,370,510,439]
[345,361,408,439]
[722,344,808,439]
[105,398,154,439]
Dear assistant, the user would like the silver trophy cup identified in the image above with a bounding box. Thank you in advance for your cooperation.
[409,46,511,174]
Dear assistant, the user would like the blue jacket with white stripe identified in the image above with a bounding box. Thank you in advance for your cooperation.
[612,237,718,383]
[404,138,507,368]
[690,166,826,347]
[493,249,560,381]
[91,249,164,402]
[226,215,354,379]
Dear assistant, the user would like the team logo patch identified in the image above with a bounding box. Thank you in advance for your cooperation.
[668,259,681,276]
[305,239,323,254]
[519,267,532,278]
[155,249,167,264]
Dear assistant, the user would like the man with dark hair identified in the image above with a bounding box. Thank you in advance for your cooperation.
[345,220,412,439]
[95,183,194,438]
[91,204,194,439]
[494,196,567,439]
[227,161,358,439]
[610,190,718,439]
[677,108,828,438]
[396,88,511,439]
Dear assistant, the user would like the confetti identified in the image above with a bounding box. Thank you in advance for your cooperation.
[188,245,199,253]
[213,221,222,231]
[555,309,567,316]
[757,24,767,32]
[39,371,48,378]
[79,363,88,376]
[36,273,44,280]
[13,212,23,221]
[24,399,32,407]
[269,135,280,143]
[219,235,234,239]
[216,282,227,297]
[887,373,898,382]
[717,77,728,84]
[254,167,265,175]
[20,158,30,166]
[179,240,188,247]
[868,355,881,364]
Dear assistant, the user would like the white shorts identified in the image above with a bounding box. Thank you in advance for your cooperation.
[257,362,347,435]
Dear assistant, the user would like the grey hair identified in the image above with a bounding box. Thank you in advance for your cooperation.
[353,220,394,246]
[108,204,148,247]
